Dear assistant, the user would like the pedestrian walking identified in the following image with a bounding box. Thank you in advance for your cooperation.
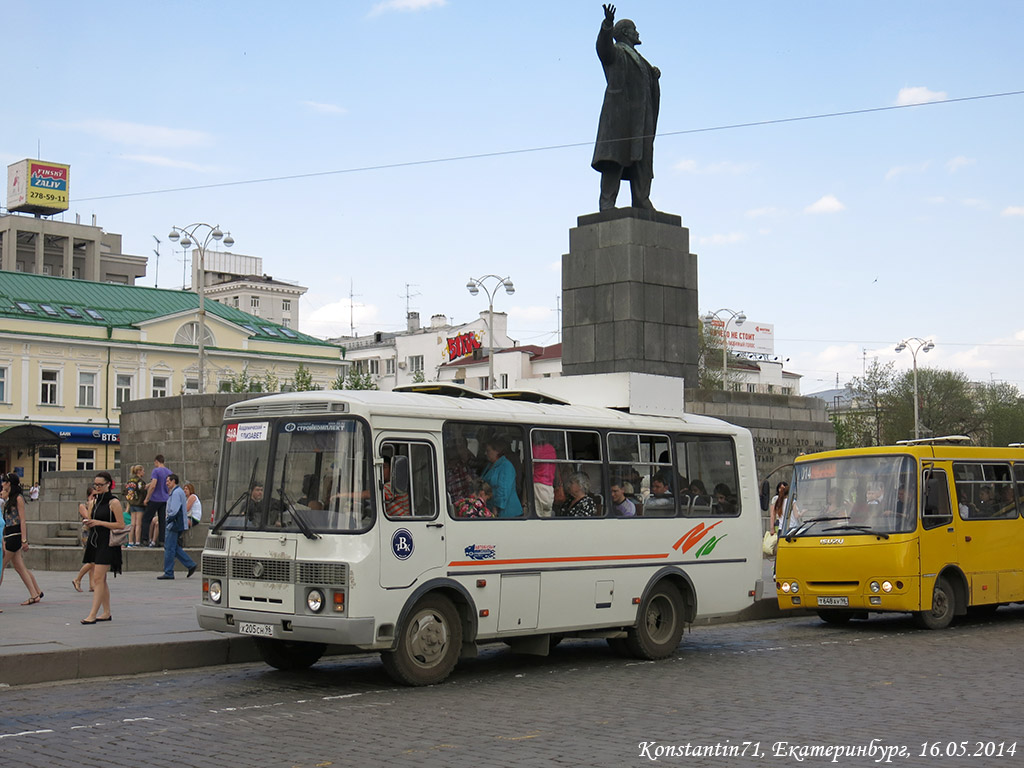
[29,482,40,502]
[122,464,147,547]
[2,473,44,607]
[143,455,172,547]
[80,471,124,624]
[158,474,197,580]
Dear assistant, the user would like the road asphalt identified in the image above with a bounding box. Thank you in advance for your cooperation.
[0,559,784,687]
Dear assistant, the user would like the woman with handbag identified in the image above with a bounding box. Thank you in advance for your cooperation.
[73,485,97,593]
[80,471,124,624]
[2,473,43,606]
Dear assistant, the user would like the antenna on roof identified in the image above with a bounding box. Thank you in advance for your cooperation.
[349,279,363,337]
[401,283,420,317]
[152,235,161,288]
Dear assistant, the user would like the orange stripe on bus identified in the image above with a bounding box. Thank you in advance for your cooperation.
[448,553,670,567]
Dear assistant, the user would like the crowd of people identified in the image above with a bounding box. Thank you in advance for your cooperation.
[2,455,205,622]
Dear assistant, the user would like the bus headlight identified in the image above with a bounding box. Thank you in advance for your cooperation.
[209,580,222,604]
[307,589,325,613]
[881,581,893,593]
[870,581,880,593]
[789,581,799,593]
[781,582,791,593]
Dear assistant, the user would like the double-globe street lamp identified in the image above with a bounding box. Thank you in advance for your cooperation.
[466,274,515,390]
[167,223,234,394]
[702,308,746,389]
[895,337,935,440]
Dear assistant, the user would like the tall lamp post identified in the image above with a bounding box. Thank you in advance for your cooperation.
[466,274,515,390]
[895,337,934,439]
[702,308,746,389]
[167,224,234,394]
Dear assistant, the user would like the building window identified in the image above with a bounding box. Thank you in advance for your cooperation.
[152,376,169,398]
[42,264,52,275]
[78,371,97,407]
[250,296,260,309]
[0,366,7,403]
[386,358,396,376]
[782,387,792,396]
[41,369,59,405]
[232,296,239,308]
[113,449,121,470]
[746,384,757,393]
[76,449,95,471]
[479,376,489,390]
[115,374,133,408]
[500,374,508,389]
[369,359,380,375]
[38,447,58,475]
[409,355,424,373]
[282,299,291,312]
[282,317,291,328]
[184,378,199,394]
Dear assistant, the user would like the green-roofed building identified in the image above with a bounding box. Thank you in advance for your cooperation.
[0,270,345,480]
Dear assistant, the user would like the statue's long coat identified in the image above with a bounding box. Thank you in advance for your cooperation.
[591,20,660,180]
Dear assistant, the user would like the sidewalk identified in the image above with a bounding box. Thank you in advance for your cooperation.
[0,560,785,687]
[0,569,258,687]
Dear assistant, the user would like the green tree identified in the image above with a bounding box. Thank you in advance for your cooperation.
[848,360,896,446]
[221,366,279,394]
[288,363,320,392]
[697,320,744,390]
[976,381,1024,446]
[881,367,980,442]
[412,369,426,384]
[335,368,378,390]
[829,410,874,450]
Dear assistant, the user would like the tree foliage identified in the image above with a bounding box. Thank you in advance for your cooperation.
[334,368,378,390]
[287,363,320,392]
[848,360,896,446]
[220,366,279,394]
[881,367,980,442]
[697,320,745,390]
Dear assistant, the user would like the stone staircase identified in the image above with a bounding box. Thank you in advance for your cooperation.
[21,470,205,572]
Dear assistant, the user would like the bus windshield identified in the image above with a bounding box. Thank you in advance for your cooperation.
[214,418,373,534]
[784,454,918,537]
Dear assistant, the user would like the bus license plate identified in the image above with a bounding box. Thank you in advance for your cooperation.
[238,622,274,637]
[817,596,849,607]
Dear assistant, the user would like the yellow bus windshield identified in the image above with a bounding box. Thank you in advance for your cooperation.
[785,454,917,537]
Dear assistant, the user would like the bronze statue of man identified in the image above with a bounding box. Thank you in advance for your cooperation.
[591,4,661,211]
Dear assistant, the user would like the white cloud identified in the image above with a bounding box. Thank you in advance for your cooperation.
[1002,206,1024,217]
[804,194,846,214]
[369,0,446,15]
[946,156,975,172]
[744,206,782,218]
[303,298,381,338]
[120,154,214,172]
[896,86,947,106]
[961,198,986,209]
[885,161,930,181]
[300,100,347,115]
[59,119,212,148]
[548,258,561,272]
[698,232,746,246]
[674,158,753,175]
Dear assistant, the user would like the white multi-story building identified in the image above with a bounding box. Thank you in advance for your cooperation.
[197,252,307,329]
[335,311,518,391]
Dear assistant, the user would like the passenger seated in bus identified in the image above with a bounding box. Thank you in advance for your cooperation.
[976,485,998,517]
[383,459,411,517]
[531,433,557,517]
[713,483,735,515]
[823,488,847,517]
[563,472,598,517]
[454,480,495,518]
[444,434,476,503]
[996,484,1017,516]
[610,482,637,517]
[644,472,675,516]
[688,478,711,511]
[481,436,523,517]
[882,484,910,528]
[245,483,265,526]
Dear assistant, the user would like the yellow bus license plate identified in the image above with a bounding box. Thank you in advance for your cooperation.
[817,596,849,607]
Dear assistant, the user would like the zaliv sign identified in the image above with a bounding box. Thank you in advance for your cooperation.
[7,159,70,216]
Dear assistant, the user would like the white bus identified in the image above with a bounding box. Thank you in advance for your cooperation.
[196,383,763,685]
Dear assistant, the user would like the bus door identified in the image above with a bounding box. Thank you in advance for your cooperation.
[918,467,957,603]
[377,437,446,589]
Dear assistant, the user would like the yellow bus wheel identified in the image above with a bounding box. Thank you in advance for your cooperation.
[914,578,955,630]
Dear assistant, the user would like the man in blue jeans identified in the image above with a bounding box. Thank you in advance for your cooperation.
[158,473,197,580]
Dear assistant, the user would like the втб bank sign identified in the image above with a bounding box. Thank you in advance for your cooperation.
[7,159,70,216]
[706,317,774,355]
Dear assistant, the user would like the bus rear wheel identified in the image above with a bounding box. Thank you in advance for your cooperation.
[382,594,462,686]
[624,582,685,660]
[255,638,327,671]
[914,578,955,630]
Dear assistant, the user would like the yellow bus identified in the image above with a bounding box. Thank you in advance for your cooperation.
[775,438,1024,628]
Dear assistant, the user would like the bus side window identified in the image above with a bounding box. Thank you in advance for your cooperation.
[922,470,952,529]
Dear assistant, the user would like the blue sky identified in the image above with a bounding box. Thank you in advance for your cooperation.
[4,1,1023,392]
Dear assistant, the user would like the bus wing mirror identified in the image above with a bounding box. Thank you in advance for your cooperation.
[391,455,410,494]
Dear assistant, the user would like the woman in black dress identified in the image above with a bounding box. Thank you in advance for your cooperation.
[2,472,44,607]
[81,471,124,624]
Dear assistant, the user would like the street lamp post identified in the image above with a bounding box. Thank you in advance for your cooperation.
[702,308,746,389]
[895,337,935,440]
[466,274,515,390]
[167,224,234,394]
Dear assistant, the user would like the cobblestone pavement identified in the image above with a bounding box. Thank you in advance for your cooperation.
[2,607,1023,768]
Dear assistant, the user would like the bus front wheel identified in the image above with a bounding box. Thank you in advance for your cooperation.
[914,578,955,630]
[382,594,462,686]
[255,638,327,671]
[624,582,685,660]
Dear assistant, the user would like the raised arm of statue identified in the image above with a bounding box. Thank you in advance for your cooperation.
[603,4,616,25]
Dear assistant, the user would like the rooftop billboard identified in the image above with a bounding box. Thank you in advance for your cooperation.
[7,159,70,215]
